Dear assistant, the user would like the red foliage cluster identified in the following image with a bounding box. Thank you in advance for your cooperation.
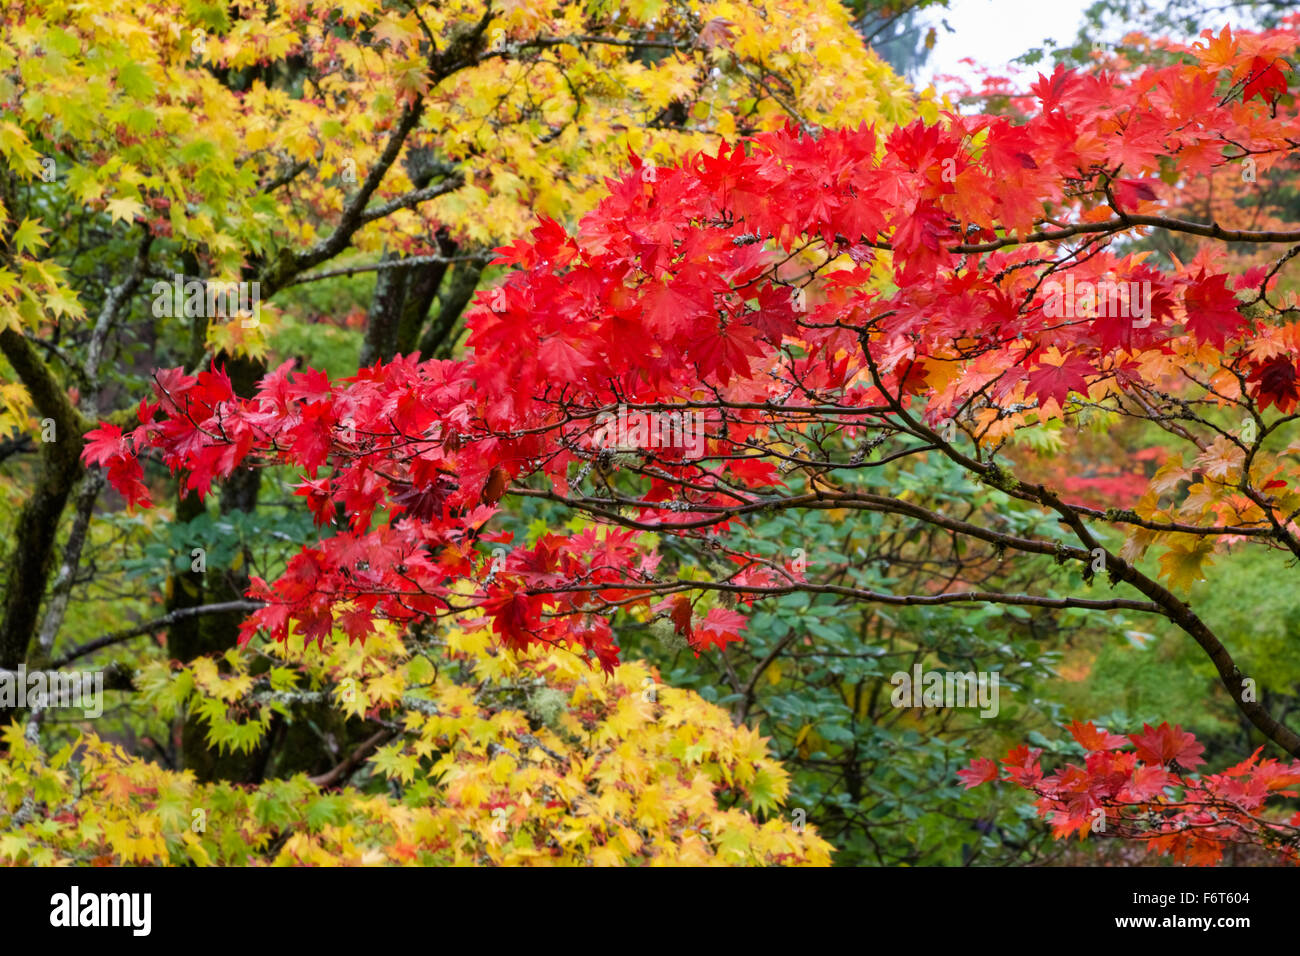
[961,722,1300,865]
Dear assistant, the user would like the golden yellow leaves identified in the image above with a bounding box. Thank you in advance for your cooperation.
[1,0,924,371]
[0,381,32,436]
[0,122,42,177]
[1157,535,1217,593]
[1,610,830,866]
[104,196,145,225]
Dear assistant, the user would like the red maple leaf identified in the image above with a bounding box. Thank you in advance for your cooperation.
[1128,722,1205,769]
[1247,355,1299,413]
[1183,270,1247,349]
[81,421,130,466]
[1025,352,1093,409]
[1067,720,1128,752]
[690,606,746,653]
[1121,763,1175,801]
[1113,178,1159,211]
[483,587,541,652]
[957,757,999,789]
[1000,745,1043,787]
[1029,64,1074,112]
[696,17,735,50]
[667,594,693,638]
[1243,55,1288,104]
[81,422,151,507]
[642,277,711,336]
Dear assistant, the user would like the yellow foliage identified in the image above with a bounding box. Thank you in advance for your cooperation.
[0,618,831,866]
[0,0,924,349]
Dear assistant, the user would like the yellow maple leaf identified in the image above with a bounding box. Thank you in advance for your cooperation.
[104,196,144,224]
[1158,536,1216,592]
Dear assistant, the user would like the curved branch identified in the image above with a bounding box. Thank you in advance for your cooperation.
[51,600,266,668]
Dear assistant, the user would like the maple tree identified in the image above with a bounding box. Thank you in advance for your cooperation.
[5,0,1300,869]
[1,0,941,866]
[76,16,1300,866]
[0,0,925,793]
[940,18,1300,864]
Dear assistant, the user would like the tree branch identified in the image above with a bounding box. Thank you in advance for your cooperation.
[50,600,266,668]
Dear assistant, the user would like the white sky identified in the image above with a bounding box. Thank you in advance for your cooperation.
[912,0,1098,93]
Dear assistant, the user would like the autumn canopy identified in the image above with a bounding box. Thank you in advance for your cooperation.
[3,0,1300,868]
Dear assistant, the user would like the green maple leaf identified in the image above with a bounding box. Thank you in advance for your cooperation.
[10,218,47,255]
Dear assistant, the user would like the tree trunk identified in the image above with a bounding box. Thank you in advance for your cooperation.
[0,329,84,674]
[418,258,484,359]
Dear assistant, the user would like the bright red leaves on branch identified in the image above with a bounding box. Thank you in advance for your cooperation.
[1243,55,1289,104]
[1128,721,1206,769]
[82,422,149,508]
[1248,355,1300,412]
[963,723,1300,865]
[1183,270,1250,349]
[81,24,1300,812]
[86,24,1300,658]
